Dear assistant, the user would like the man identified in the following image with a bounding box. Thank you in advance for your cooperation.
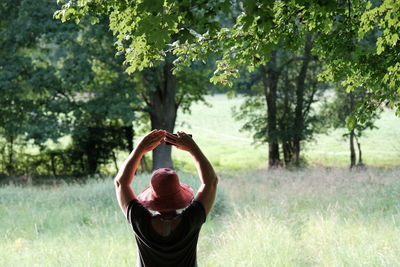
[114,130,218,267]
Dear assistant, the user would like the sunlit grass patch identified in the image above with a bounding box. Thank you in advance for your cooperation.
[0,235,136,267]
[301,215,400,266]
[201,208,307,267]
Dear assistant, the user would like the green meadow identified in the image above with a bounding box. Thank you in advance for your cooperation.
[173,94,400,170]
[2,168,400,266]
[1,94,400,266]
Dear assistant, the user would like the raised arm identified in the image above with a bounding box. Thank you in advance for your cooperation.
[164,131,218,216]
[114,130,166,216]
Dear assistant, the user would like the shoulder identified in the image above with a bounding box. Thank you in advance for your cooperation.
[126,199,152,225]
[182,200,206,227]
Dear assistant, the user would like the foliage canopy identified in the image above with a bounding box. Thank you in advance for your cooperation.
[56,0,400,118]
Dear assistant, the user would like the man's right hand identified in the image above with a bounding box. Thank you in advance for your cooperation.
[164,131,199,154]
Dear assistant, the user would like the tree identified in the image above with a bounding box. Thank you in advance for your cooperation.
[56,0,400,115]
[49,17,140,174]
[321,86,381,168]
[233,41,326,168]
[316,0,400,118]
[1,0,213,175]
[55,1,400,171]
[0,0,68,174]
[55,0,215,170]
[0,0,140,175]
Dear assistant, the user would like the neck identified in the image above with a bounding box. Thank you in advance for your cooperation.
[158,210,177,218]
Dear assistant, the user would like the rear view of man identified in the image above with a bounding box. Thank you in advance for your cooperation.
[114,130,218,267]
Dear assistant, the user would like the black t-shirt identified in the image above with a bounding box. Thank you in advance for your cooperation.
[126,199,206,267]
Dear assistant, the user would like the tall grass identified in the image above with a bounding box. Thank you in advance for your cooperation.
[201,167,400,266]
[1,168,400,266]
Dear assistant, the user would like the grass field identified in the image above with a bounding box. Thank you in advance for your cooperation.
[1,168,400,266]
[1,94,399,266]
[172,94,400,171]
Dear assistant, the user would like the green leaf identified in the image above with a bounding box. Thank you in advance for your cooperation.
[346,115,357,130]
[89,16,99,25]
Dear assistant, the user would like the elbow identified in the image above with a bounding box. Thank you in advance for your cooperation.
[114,176,130,188]
[214,175,219,186]
[201,177,218,189]
[114,177,121,188]
[209,175,218,188]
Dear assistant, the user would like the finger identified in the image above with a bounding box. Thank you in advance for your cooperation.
[148,129,158,137]
[152,130,165,137]
[164,135,176,142]
[154,130,165,136]
[153,134,165,142]
[177,131,187,137]
[165,132,178,140]
[164,137,178,145]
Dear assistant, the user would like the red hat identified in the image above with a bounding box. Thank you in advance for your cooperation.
[137,168,194,212]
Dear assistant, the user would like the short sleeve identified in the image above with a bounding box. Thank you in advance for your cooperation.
[126,199,151,226]
[182,200,206,229]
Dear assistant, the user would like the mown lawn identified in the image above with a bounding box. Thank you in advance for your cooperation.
[1,167,400,266]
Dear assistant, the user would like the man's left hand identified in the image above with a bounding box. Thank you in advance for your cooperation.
[137,130,167,154]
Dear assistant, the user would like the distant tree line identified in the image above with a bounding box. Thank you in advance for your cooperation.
[1,0,397,177]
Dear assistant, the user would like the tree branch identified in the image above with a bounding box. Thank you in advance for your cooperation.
[55,89,80,109]
[302,81,318,118]
[140,91,151,107]
[277,57,305,74]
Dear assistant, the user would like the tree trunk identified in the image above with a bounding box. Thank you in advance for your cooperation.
[123,125,134,152]
[282,142,292,166]
[355,136,364,167]
[260,51,280,168]
[123,125,148,172]
[149,60,178,170]
[139,155,151,173]
[6,134,14,175]
[349,92,356,169]
[111,150,119,173]
[80,154,86,174]
[50,153,57,176]
[86,127,99,175]
[293,33,313,167]
[282,68,292,166]
[349,129,356,168]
